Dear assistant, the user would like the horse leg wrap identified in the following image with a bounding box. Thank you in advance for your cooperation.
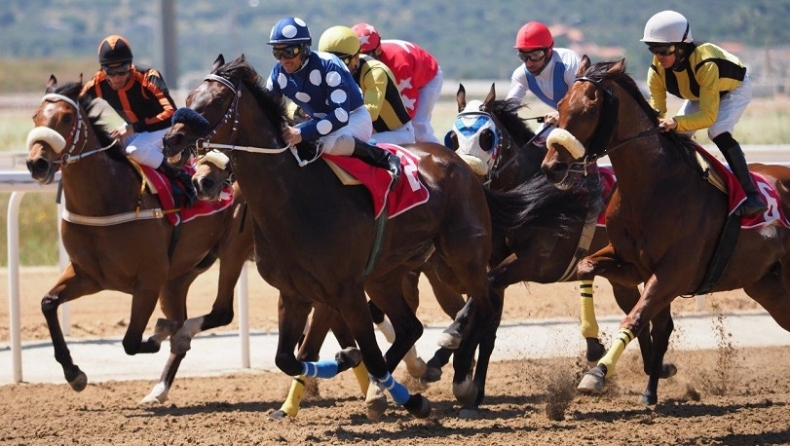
[352,363,370,394]
[579,280,599,338]
[278,376,306,417]
[598,327,635,375]
[373,372,410,405]
[301,360,338,378]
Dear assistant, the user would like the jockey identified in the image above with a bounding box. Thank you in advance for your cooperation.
[266,17,402,189]
[80,35,197,206]
[506,21,581,135]
[352,22,443,144]
[642,10,767,216]
[318,25,415,145]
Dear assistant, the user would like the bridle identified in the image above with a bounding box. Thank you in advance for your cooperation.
[566,76,658,174]
[31,94,118,165]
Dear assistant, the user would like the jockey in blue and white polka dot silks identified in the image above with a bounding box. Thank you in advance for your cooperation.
[265,16,371,157]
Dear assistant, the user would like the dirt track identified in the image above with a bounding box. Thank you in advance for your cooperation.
[2,265,790,445]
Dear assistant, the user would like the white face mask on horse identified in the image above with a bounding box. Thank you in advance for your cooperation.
[452,100,500,176]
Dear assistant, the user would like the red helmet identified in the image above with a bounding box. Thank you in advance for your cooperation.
[352,22,381,53]
[514,22,553,50]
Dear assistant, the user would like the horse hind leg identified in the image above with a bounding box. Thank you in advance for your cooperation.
[743,262,790,332]
[368,300,426,379]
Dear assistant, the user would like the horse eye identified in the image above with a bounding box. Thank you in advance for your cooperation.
[62,113,73,124]
[480,129,495,151]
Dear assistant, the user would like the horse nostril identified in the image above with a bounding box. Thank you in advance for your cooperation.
[202,179,215,190]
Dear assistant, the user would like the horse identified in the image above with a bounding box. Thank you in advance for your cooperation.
[540,56,790,405]
[439,83,679,413]
[26,75,254,404]
[162,54,536,419]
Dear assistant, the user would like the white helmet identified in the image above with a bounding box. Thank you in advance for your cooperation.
[640,10,692,44]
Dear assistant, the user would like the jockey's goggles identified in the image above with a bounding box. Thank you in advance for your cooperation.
[518,49,547,62]
[272,45,302,60]
[648,44,676,57]
[330,52,357,66]
[102,63,131,77]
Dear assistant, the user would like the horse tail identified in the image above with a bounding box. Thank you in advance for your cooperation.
[484,173,604,234]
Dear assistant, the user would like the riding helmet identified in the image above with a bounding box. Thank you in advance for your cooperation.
[514,22,553,50]
[318,26,361,56]
[268,17,312,46]
[641,10,692,44]
[98,35,133,65]
[352,22,381,53]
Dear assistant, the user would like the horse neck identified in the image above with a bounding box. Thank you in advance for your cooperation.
[60,129,141,216]
[490,118,544,189]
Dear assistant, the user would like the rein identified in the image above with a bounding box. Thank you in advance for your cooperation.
[38,94,119,165]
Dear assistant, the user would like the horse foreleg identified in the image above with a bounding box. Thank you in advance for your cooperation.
[369,300,426,379]
[744,262,790,332]
[41,263,103,391]
[641,307,676,405]
[438,298,472,349]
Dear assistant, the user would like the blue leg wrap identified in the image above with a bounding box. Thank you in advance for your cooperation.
[301,360,339,378]
[375,372,410,405]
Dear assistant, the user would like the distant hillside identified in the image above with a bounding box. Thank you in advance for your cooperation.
[2,0,789,92]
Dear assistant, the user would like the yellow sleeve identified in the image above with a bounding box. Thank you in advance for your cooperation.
[647,64,667,118]
[361,66,389,121]
[673,62,720,132]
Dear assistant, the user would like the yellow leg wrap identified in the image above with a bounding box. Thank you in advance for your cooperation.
[278,376,306,418]
[579,280,599,338]
[352,362,370,395]
[598,328,635,375]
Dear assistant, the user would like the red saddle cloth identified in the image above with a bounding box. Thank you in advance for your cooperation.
[323,143,431,219]
[695,145,789,229]
[139,161,234,226]
[596,166,617,227]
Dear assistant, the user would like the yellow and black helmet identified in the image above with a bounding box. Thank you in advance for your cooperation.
[318,26,361,56]
[98,35,133,65]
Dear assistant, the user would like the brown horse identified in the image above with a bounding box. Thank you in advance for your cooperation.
[26,75,254,403]
[541,56,790,405]
[162,54,536,419]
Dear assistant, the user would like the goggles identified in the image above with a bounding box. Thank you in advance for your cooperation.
[102,63,131,77]
[518,49,547,62]
[272,45,302,60]
[330,52,357,66]
[648,44,676,57]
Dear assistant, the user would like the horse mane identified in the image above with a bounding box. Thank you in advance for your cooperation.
[213,57,289,143]
[52,81,124,160]
[491,100,536,143]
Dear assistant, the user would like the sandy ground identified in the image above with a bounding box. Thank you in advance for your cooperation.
[2,264,789,445]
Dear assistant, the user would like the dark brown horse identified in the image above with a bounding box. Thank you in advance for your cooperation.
[26,75,254,403]
[162,54,535,419]
[541,56,790,404]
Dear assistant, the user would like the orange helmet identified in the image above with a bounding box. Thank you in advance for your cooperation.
[352,22,381,53]
[514,22,553,50]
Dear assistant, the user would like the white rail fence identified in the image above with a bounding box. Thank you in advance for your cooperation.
[4,147,790,384]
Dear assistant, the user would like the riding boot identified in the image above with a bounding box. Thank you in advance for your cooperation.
[720,144,767,217]
[351,139,402,190]
[158,160,199,208]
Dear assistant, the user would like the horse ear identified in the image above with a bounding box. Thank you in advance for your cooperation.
[577,55,591,76]
[609,58,626,74]
[47,75,57,92]
[456,84,466,113]
[483,83,496,109]
[213,54,225,71]
[78,73,83,86]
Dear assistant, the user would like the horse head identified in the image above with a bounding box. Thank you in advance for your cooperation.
[542,56,652,189]
[193,150,233,201]
[447,83,501,179]
[27,75,86,183]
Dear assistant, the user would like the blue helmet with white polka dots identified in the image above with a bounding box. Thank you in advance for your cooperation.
[268,17,312,46]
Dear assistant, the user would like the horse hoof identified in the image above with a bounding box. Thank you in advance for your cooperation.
[336,347,363,372]
[406,357,428,379]
[68,370,88,392]
[577,367,605,394]
[453,378,477,407]
[585,338,606,363]
[365,385,388,420]
[640,393,658,406]
[404,394,431,419]
[268,410,289,420]
[437,331,461,350]
[140,382,168,404]
[170,333,192,355]
[660,363,678,379]
[153,318,179,340]
[459,407,481,419]
[420,366,443,383]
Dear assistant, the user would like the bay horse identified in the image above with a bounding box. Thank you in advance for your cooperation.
[162,54,534,419]
[541,56,790,404]
[26,75,254,404]
[442,83,677,413]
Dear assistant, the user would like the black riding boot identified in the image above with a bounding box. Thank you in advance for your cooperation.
[351,139,402,190]
[721,143,767,217]
[158,160,198,208]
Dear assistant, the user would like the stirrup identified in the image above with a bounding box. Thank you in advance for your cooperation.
[736,195,767,217]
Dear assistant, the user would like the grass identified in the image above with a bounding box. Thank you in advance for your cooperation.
[3,93,790,266]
